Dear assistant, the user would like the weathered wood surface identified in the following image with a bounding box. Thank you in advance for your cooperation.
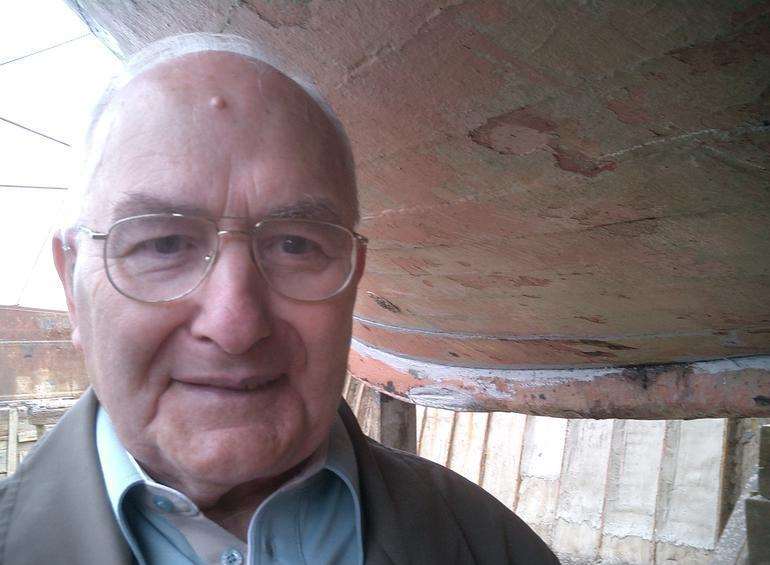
[759,424,770,499]
[342,382,741,565]
[711,477,752,565]
[745,425,770,565]
[342,374,417,452]
[62,0,770,418]
[0,405,60,478]
[350,346,770,418]
[378,394,416,453]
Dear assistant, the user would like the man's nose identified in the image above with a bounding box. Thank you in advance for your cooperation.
[189,236,272,355]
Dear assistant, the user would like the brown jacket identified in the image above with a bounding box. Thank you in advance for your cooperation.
[0,390,558,564]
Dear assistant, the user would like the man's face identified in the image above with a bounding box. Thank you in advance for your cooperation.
[58,52,362,501]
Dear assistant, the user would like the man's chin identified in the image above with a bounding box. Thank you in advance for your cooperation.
[147,421,308,497]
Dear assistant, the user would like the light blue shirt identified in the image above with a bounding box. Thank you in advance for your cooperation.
[96,407,364,565]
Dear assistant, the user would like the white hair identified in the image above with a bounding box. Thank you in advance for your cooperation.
[66,32,357,229]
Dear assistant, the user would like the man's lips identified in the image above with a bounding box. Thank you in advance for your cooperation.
[172,372,287,392]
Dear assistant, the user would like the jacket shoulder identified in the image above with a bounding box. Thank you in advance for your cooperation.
[365,438,560,564]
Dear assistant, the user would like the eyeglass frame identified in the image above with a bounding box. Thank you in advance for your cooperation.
[64,212,368,304]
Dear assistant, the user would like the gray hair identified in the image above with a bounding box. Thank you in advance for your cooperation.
[66,32,357,228]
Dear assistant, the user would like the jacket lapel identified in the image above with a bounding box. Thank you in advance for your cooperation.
[2,389,132,564]
[338,401,403,564]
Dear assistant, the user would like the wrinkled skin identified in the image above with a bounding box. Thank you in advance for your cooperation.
[53,51,364,536]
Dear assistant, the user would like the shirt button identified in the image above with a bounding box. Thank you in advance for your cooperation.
[152,495,175,513]
[220,548,244,565]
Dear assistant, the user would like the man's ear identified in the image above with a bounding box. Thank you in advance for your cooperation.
[52,231,82,350]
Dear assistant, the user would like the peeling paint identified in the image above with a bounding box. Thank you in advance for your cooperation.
[406,386,480,409]
[351,338,620,383]
[691,356,770,374]
[550,145,617,177]
[602,124,770,159]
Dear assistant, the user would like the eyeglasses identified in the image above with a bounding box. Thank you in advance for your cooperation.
[69,213,367,303]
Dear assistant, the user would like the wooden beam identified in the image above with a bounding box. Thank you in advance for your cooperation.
[350,343,770,418]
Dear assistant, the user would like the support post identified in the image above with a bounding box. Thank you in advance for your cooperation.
[6,408,18,475]
[746,425,770,564]
[759,424,770,499]
[378,393,416,453]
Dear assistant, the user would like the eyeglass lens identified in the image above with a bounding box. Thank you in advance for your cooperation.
[103,215,356,302]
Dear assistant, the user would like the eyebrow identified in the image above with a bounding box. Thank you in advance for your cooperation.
[110,194,207,222]
[109,193,344,224]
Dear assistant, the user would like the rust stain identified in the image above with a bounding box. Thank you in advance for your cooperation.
[578,351,617,358]
[549,145,618,177]
[391,256,439,275]
[607,88,654,125]
[668,19,770,74]
[365,292,402,314]
[469,107,556,156]
[349,349,770,418]
[579,339,638,351]
[447,274,552,290]
[470,105,617,176]
[242,0,310,28]
[575,315,608,324]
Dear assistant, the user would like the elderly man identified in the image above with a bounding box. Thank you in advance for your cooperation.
[0,34,557,564]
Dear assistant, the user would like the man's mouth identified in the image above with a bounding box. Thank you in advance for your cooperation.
[173,372,288,392]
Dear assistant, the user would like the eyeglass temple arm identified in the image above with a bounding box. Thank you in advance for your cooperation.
[61,226,107,251]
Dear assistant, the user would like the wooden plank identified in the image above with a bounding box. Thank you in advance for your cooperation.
[515,415,568,544]
[479,412,527,510]
[600,419,666,563]
[417,407,455,467]
[653,542,712,564]
[357,383,381,439]
[415,404,426,451]
[745,494,770,565]
[341,372,353,400]
[0,400,76,436]
[654,419,726,550]
[552,419,614,561]
[6,408,18,475]
[759,424,770,499]
[600,535,655,565]
[379,393,416,453]
[26,406,70,427]
[447,412,488,484]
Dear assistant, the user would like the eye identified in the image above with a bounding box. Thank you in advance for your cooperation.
[280,236,312,254]
[148,235,186,255]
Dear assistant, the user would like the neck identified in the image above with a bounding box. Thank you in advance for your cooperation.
[143,459,309,541]
[203,470,299,540]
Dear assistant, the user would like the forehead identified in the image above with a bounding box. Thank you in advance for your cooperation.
[85,52,355,226]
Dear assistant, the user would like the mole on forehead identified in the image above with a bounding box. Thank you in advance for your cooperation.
[209,95,227,109]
